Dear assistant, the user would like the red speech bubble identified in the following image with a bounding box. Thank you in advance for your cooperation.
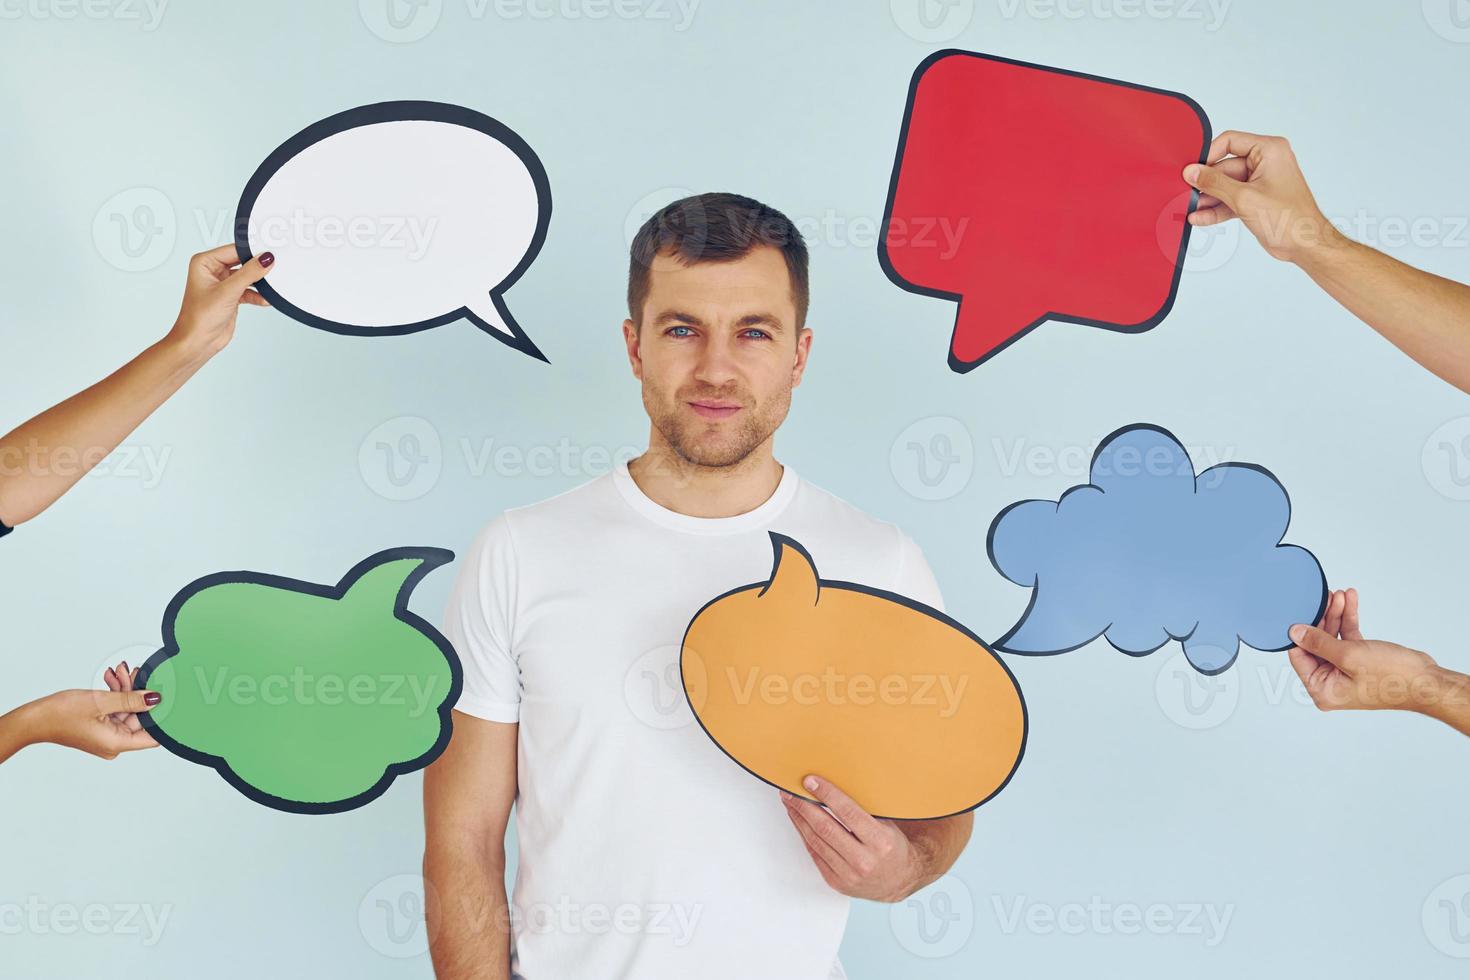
[880,51,1211,373]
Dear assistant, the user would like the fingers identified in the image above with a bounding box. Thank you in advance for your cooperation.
[1286,646,1318,685]
[189,244,243,282]
[103,662,130,724]
[1341,588,1363,641]
[1321,590,1346,638]
[1288,624,1355,672]
[109,728,160,754]
[800,775,880,843]
[783,795,849,879]
[116,666,145,733]
[238,289,271,308]
[1188,205,1238,227]
[1182,162,1245,210]
[222,252,275,297]
[94,689,162,716]
[783,792,865,869]
[1206,130,1274,166]
[194,243,242,266]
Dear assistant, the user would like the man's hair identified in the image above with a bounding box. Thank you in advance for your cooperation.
[627,192,809,330]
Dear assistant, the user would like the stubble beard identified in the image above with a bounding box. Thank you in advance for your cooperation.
[643,379,791,469]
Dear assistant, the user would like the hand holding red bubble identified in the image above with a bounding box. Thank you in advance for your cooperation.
[880,51,1211,372]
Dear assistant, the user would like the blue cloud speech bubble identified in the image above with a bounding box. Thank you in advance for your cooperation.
[987,424,1327,675]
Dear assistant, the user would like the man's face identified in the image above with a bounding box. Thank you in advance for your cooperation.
[624,245,811,468]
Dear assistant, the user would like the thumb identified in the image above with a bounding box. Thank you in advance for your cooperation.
[95,689,162,716]
[1183,163,1245,206]
[222,251,275,296]
[1289,625,1350,668]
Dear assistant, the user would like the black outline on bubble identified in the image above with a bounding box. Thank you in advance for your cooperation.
[984,423,1330,676]
[877,50,1213,374]
[235,100,552,362]
[679,532,1028,822]
[135,547,463,815]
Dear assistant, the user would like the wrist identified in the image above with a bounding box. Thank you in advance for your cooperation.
[156,327,217,374]
[1287,216,1352,271]
[1420,665,1470,724]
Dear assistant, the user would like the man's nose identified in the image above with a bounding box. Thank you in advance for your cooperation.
[693,336,739,386]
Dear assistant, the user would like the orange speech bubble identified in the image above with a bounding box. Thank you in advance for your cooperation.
[681,534,1026,820]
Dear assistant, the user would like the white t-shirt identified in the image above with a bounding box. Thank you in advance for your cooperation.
[443,458,945,980]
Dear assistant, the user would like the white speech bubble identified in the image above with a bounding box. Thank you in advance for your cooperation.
[235,101,551,361]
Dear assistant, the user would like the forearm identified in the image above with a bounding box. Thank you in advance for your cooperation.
[1421,665,1470,737]
[424,843,512,980]
[1295,231,1470,394]
[897,811,973,897]
[0,335,210,525]
[0,700,41,765]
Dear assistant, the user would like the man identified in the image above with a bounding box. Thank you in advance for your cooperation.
[1182,131,1470,730]
[424,193,972,979]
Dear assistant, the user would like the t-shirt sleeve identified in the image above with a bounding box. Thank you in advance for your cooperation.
[442,514,522,723]
[893,528,945,615]
[0,516,11,540]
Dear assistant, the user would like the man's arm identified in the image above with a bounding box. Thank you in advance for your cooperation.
[1288,588,1470,737]
[1182,131,1470,394]
[423,712,518,979]
[0,245,271,527]
[782,775,972,903]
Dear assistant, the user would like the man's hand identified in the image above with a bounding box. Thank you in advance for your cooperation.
[782,775,938,903]
[1288,589,1470,732]
[1182,131,1340,263]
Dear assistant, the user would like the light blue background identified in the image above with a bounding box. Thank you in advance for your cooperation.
[4,1,1470,976]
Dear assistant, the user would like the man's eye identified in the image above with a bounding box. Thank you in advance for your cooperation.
[667,326,694,337]
[742,329,770,340]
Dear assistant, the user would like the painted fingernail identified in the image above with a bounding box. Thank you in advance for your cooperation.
[120,661,129,673]
[259,251,275,268]
[144,692,162,706]
[803,776,818,792]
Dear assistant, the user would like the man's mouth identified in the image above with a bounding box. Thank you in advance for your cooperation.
[688,400,743,420]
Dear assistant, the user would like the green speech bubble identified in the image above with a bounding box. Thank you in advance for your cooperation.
[136,548,461,814]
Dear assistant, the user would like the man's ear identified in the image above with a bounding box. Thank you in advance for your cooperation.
[790,326,812,388]
[622,319,643,380]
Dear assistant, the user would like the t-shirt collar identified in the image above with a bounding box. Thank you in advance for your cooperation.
[612,457,798,535]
